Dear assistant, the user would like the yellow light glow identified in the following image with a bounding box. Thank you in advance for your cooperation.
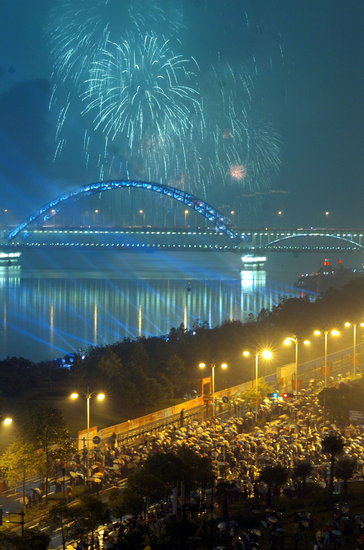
[283,338,292,346]
[221,363,228,370]
[261,349,273,360]
[303,340,310,346]
[314,330,321,336]
[331,330,339,336]
[70,392,79,400]
[242,350,250,357]
[198,362,206,369]
[97,393,105,401]
[344,322,351,327]
[3,417,12,426]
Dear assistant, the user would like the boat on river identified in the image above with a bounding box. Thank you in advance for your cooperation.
[0,251,21,265]
[295,258,364,293]
[241,254,267,270]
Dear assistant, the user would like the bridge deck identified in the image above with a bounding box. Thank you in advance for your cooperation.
[1,227,364,253]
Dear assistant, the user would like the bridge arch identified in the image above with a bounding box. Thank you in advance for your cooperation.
[265,231,364,250]
[7,180,246,243]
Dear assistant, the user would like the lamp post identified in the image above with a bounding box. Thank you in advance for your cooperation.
[70,388,105,472]
[93,209,99,226]
[344,322,364,376]
[284,336,310,392]
[314,329,340,387]
[184,209,189,226]
[198,361,228,416]
[243,349,272,417]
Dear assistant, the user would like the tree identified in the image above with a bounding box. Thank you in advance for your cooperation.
[163,354,189,397]
[114,470,168,518]
[176,445,214,490]
[293,460,314,490]
[70,495,110,550]
[335,456,357,496]
[143,452,186,488]
[128,470,168,504]
[0,528,50,550]
[215,480,240,520]
[0,439,43,509]
[321,433,345,495]
[20,406,74,503]
[259,464,289,506]
[42,500,74,550]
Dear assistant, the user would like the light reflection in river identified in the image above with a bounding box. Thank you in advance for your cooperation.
[2,249,356,363]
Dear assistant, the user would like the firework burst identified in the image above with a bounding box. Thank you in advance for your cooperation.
[82,36,202,153]
[46,0,183,87]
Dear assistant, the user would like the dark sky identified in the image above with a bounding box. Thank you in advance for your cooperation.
[1,0,363,227]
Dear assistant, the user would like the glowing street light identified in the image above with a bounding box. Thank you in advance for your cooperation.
[314,329,340,387]
[198,361,228,416]
[2,417,12,426]
[184,209,189,225]
[284,336,310,391]
[243,349,273,417]
[344,321,364,376]
[70,388,105,470]
[139,209,145,226]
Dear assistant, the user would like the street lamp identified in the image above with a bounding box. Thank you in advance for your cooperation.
[198,361,228,416]
[344,322,364,376]
[243,349,273,417]
[70,388,105,470]
[284,336,310,392]
[184,209,189,226]
[2,417,12,426]
[93,209,99,226]
[314,329,340,387]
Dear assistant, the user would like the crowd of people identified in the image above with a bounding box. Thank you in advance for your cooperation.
[60,382,364,549]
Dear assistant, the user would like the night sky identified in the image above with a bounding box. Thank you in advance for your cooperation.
[1,0,363,228]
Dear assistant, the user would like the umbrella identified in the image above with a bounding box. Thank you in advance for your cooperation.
[56,476,70,482]
[91,477,102,483]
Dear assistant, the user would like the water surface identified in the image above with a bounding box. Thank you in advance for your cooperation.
[0,249,359,362]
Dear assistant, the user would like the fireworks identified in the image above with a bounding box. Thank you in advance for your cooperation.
[46,0,183,86]
[82,36,202,149]
[230,164,247,181]
[46,0,282,218]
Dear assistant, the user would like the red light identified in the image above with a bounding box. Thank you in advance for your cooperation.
[338,259,343,265]
[323,259,330,267]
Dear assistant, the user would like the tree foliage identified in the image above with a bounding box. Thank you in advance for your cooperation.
[321,433,345,495]
[3,276,364,421]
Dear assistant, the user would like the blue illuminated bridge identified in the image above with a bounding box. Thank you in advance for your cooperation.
[1,180,364,253]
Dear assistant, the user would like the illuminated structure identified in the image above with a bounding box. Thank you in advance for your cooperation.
[7,180,244,243]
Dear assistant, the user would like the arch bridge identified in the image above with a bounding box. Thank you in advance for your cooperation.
[6,180,245,244]
[1,181,364,252]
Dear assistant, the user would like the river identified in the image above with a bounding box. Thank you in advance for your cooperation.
[0,249,360,362]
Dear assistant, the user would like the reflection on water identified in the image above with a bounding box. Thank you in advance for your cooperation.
[0,256,305,362]
[5,249,359,362]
